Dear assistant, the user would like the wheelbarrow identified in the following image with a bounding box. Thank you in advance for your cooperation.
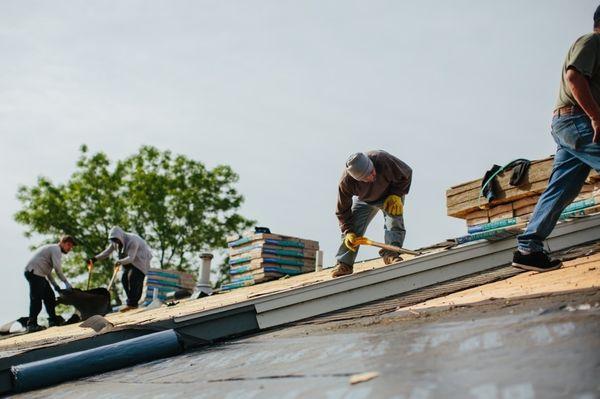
[56,262,120,320]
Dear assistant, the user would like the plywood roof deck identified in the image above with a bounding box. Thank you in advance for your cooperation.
[400,251,600,312]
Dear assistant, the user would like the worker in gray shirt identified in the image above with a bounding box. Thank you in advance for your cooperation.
[89,226,152,311]
[332,150,412,277]
[24,235,75,333]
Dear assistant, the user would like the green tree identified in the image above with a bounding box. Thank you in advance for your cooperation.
[15,145,253,291]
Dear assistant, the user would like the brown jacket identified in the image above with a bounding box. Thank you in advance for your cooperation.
[336,150,412,233]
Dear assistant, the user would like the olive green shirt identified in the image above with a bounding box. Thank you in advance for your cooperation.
[556,33,600,109]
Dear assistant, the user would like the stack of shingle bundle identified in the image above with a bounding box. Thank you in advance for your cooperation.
[143,268,197,305]
[446,156,600,245]
[222,232,319,291]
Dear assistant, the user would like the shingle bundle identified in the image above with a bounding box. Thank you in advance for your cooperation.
[447,156,600,244]
[143,268,197,304]
[222,232,319,291]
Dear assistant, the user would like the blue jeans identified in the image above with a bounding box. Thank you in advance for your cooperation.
[517,113,600,253]
[336,198,406,266]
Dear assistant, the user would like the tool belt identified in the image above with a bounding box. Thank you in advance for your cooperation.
[553,105,584,117]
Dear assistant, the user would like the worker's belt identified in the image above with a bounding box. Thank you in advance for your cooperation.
[553,105,584,117]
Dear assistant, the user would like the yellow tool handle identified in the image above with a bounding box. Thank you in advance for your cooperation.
[107,264,121,291]
[354,237,421,256]
[86,260,94,290]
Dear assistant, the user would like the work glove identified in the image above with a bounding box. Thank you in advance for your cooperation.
[344,232,359,252]
[383,195,404,216]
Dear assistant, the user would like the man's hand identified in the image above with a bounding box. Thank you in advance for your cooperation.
[87,257,97,264]
[344,232,359,252]
[383,195,404,216]
[565,68,600,144]
[64,282,73,291]
[593,118,600,143]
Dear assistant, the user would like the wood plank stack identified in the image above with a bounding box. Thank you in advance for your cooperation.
[222,232,319,291]
[447,156,600,244]
[143,268,197,304]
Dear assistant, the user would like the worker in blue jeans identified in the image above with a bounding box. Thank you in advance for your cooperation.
[513,6,600,272]
[335,196,406,270]
[332,150,412,277]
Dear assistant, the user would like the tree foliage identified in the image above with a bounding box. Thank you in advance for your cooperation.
[15,145,253,289]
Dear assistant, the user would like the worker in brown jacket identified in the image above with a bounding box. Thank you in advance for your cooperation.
[332,150,412,277]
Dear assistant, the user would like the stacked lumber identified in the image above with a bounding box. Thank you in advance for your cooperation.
[447,156,600,244]
[143,268,196,304]
[222,232,319,291]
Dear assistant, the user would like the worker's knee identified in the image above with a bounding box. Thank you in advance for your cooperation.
[385,216,405,231]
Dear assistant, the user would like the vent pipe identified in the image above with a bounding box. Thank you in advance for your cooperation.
[192,253,213,298]
[315,250,323,272]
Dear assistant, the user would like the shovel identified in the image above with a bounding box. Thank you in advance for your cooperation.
[353,237,421,256]
[107,263,121,291]
[86,260,94,290]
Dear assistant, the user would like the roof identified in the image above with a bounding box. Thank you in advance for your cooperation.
[15,243,600,398]
[1,214,599,395]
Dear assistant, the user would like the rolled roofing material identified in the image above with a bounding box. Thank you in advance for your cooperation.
[11,329,182,393]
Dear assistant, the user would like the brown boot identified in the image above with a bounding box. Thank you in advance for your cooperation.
[331,262,353,277]
[379,249,403,265]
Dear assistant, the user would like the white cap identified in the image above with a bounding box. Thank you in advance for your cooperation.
[346,152,374,181]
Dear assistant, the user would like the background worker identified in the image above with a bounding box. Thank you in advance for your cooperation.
[513,6,600,272]
[332,150,412,277]
[24,235,75,333]
[89,226,152,311]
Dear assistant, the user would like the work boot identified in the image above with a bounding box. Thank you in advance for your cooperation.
[26,323,46,334]
[48,316,64,327]
[512,250,562,272]
[379,249,403,265]
[331,262,353,278]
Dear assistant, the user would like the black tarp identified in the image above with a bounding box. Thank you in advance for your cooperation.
[56,288,111,320]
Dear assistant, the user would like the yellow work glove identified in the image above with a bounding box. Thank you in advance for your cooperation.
[344,232,359,252]
[383,195,404,216]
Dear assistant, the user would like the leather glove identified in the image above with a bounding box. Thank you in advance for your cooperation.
[383,195,404,216]
[344,232,359,252]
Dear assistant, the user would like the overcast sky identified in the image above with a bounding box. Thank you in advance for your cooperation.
[0,1,595,322]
